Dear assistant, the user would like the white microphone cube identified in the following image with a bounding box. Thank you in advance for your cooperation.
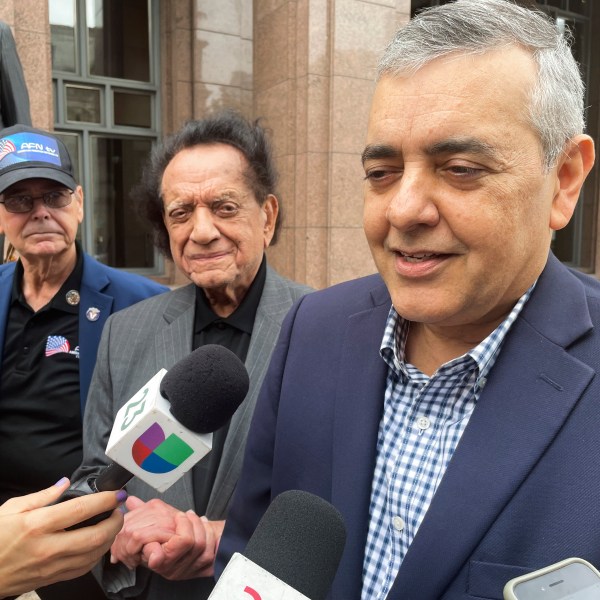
[209,554,311,600]
[105,369,213,492]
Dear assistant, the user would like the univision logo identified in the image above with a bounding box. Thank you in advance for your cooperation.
[132,422,194,473]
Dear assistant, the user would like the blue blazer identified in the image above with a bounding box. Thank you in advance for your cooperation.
[0,254,168,414]
[219,253,600,600]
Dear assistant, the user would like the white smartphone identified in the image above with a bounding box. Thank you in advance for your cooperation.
[504,558,600,600]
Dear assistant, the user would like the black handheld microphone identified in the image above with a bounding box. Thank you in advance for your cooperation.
[211,490,347,600]
[58,344,249,527]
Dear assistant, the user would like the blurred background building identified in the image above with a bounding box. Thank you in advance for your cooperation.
[0,0,596,287]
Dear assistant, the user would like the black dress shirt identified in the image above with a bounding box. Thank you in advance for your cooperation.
[191,256,267,513]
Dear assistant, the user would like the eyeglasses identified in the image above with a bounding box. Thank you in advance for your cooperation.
[0,189,74,213]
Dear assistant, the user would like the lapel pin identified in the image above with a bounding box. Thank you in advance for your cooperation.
[66,290,80,306]
[86,307,101,322]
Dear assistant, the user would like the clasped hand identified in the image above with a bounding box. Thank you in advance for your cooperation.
[110,496,224,580]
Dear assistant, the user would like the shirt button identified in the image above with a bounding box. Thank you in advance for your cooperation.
[23,346,29,354]
[417,416,430,431]
[392,516,405,531]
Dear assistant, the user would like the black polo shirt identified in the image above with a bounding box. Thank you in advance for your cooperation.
[191,255,266,514]
[0,247,83,504]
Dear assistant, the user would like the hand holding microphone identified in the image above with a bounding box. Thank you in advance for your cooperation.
[0,479,125,597]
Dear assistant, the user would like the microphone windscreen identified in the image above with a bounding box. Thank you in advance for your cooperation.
[243,490,346,600]
[160,344,250,434]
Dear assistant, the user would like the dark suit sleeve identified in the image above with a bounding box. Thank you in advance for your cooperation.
[0,22,31,127]
[215,296,306,575]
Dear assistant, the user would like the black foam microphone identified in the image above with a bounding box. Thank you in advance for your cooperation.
[57,345,249,526]
[211,490,347,600]
[161,344,249,435]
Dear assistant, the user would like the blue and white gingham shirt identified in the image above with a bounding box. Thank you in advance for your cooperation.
[361,287,534,599]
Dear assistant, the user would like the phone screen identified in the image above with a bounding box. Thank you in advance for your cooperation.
[513,562,600,600]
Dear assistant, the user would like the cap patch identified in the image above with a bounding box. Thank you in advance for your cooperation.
[0,133,62,170]
[0,139,16,162]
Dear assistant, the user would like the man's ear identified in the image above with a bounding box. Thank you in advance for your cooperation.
[550,134,595,231]
[74,185,84,224]
[262,194,279,248]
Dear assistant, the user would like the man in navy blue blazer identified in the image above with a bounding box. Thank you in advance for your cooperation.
[0,124,167,600]
[216,1,600,599]
[0,243,167,411]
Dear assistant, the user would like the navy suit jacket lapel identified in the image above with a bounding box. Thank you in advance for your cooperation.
[79,255,114,412]
[331,281,391,599]
[0,262,16,360]
[387,255,594,599]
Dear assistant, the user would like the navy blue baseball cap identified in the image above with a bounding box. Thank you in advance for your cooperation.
[0,125,77,195]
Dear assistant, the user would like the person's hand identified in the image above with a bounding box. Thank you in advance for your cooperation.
[0,478,125,598]
[141,512,224,579]
[110,496,224,580]
[109,496,180,570]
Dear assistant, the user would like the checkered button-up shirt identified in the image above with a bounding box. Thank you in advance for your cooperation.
[361,287,533,599]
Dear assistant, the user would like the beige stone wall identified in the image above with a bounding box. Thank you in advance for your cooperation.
[0,0,52,130]
[161,0,253,134]
[254,0,410,288]
[0,0,412,288]
[7,0,598,285]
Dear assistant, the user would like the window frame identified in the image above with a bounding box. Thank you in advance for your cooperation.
[50,0,163,276]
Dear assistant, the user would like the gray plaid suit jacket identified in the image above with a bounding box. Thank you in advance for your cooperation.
[75,266,311,599]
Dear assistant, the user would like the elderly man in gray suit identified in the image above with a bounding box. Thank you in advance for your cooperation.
[75,111,312,600]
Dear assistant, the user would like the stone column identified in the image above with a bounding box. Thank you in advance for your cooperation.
[256,0,410,288]
[0,0,52,130]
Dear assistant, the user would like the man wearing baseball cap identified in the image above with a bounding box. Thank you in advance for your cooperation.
[0,125,168,600]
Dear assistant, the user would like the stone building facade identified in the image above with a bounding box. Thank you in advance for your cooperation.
[0,0,597,287]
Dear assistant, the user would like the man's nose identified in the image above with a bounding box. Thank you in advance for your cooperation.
[386,169,440,231]
[29,198,52,218]
[190,207,221,243]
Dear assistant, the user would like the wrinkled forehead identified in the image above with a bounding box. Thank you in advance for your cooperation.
[160,144,257,201]
[367,48,538,144]
[373,47,537,108]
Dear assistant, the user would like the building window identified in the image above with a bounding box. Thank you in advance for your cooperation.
[49,0,161,273]
[411,0,597,272]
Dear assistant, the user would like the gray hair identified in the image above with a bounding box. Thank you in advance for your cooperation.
[378,0,585,169]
